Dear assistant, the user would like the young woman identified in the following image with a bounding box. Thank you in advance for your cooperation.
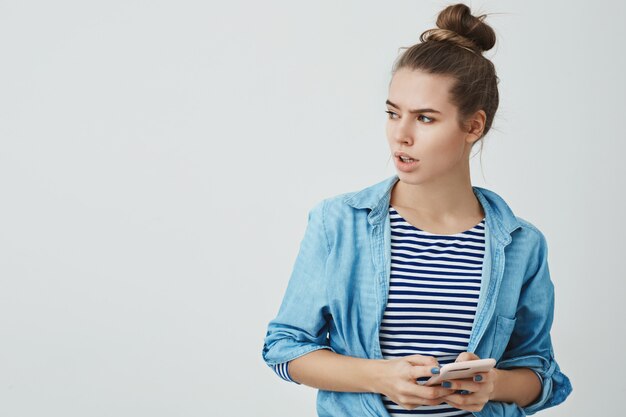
[262,4,572,416]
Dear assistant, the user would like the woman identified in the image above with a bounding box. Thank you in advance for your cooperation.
[261,4,572,416]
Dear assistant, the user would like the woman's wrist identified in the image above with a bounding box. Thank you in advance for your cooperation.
[289,349,389,393]
[488,367,542,407]
[488,368,501,401]
[367,359,388,393]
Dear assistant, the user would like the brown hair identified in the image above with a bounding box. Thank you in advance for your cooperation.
[391,3,500,151]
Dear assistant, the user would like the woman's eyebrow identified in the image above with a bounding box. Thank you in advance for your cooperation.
[385,99,442,114]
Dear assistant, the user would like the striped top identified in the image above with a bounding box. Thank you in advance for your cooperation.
[269,205,486,417]
[380,205,485,416]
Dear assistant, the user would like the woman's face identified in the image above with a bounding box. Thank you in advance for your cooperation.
[385,68,483,185]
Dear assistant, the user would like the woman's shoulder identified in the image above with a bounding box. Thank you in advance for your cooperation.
[305,179,389,234]
[512,215,550,261]
[514,215,546,239]
[313,191,363,223]
[322,175,399,211]
[474,185,548,242]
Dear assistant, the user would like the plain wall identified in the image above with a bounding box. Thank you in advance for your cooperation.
[1,0,624,415]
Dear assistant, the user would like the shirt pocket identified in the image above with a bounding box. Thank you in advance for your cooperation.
[490,314,517,360]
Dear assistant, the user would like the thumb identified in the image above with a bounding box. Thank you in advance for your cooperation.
[455,352,480,362]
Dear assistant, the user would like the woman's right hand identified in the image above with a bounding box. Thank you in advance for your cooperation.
[374,354,456,410]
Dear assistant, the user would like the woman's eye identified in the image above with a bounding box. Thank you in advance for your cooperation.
[385,110,397,119]
[385,111,433,124]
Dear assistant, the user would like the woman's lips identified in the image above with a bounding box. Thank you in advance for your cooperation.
[396,155,419,171]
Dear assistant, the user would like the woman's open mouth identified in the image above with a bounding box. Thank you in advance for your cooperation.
[396,155,419,171]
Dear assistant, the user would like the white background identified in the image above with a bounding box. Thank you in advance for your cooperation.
[1,0,624,416]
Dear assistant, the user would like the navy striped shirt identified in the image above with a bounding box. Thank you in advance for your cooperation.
[380,205,485,416]
[270,205,486,417]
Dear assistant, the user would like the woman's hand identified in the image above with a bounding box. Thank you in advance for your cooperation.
[375,354,457,410]
[439,352,498,413]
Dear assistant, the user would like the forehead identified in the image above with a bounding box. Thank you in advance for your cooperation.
[388,68,456,112]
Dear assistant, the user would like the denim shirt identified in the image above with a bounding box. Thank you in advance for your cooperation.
[262,174,573,416]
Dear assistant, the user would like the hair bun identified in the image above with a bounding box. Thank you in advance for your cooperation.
[419,3,496,54]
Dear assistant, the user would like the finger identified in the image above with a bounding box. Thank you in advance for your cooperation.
[455,351,480,362]
[444,396,467,410]
[442,396,485,412]
[442,397,464,409]
[415,385,457,399]
[411,364,442,380]
[445,401,459,410]
[440,379,484,393]
[404,354,439,367]
[473,372,487,382]
[442,393,484,406]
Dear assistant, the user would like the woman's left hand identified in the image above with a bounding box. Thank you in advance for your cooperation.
[439,352,498,412]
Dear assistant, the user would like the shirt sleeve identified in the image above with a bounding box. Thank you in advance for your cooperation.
[261,199,336,379]
[495,229,573,415]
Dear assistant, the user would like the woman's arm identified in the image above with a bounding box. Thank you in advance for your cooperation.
[289,342,543,411]
[288,348,382,392]
[492,227,573,413]
[491,367,542,408]
[289,348,456,410]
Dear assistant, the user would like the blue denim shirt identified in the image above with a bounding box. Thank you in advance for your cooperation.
[262,174,573,416]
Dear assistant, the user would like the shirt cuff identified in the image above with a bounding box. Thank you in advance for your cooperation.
[271,361,300,385]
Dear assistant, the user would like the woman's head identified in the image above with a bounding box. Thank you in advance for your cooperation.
[386,3,499,185]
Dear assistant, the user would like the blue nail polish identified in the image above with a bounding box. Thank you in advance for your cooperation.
[474,375,483,382]
[460,390,470,395]
[442,381,452,388]
[431,367,440,374]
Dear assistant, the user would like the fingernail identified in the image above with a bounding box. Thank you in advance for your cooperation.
[474,375,483,382]
[442,381,452,388]
[460,390,470,395]
[431,367,440,374]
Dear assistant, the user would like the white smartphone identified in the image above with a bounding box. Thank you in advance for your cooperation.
[423,358,496,386]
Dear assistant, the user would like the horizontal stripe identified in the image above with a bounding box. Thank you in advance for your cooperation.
[382,399,472,416]
[385,279,481,290]
[380,329,472,338]
[383,313,476,323]
[392,254,484,266]
[387,296,480,306]
[391,241,485,253]
[380,338,472,348]
[390,289,479,298]
[392,266,482,277]
[382,348,469,356]
[392,275,482,283]
[380,322,473,331]
[384,306,477,314]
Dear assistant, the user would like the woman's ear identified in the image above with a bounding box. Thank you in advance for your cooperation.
[464,109,486,143]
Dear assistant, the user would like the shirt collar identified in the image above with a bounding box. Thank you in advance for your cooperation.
[342,174,521,242]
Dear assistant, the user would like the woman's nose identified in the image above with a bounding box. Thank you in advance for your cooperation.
[393,122,414,145]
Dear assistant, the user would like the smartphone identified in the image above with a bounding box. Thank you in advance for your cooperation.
[423,358,496,386]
